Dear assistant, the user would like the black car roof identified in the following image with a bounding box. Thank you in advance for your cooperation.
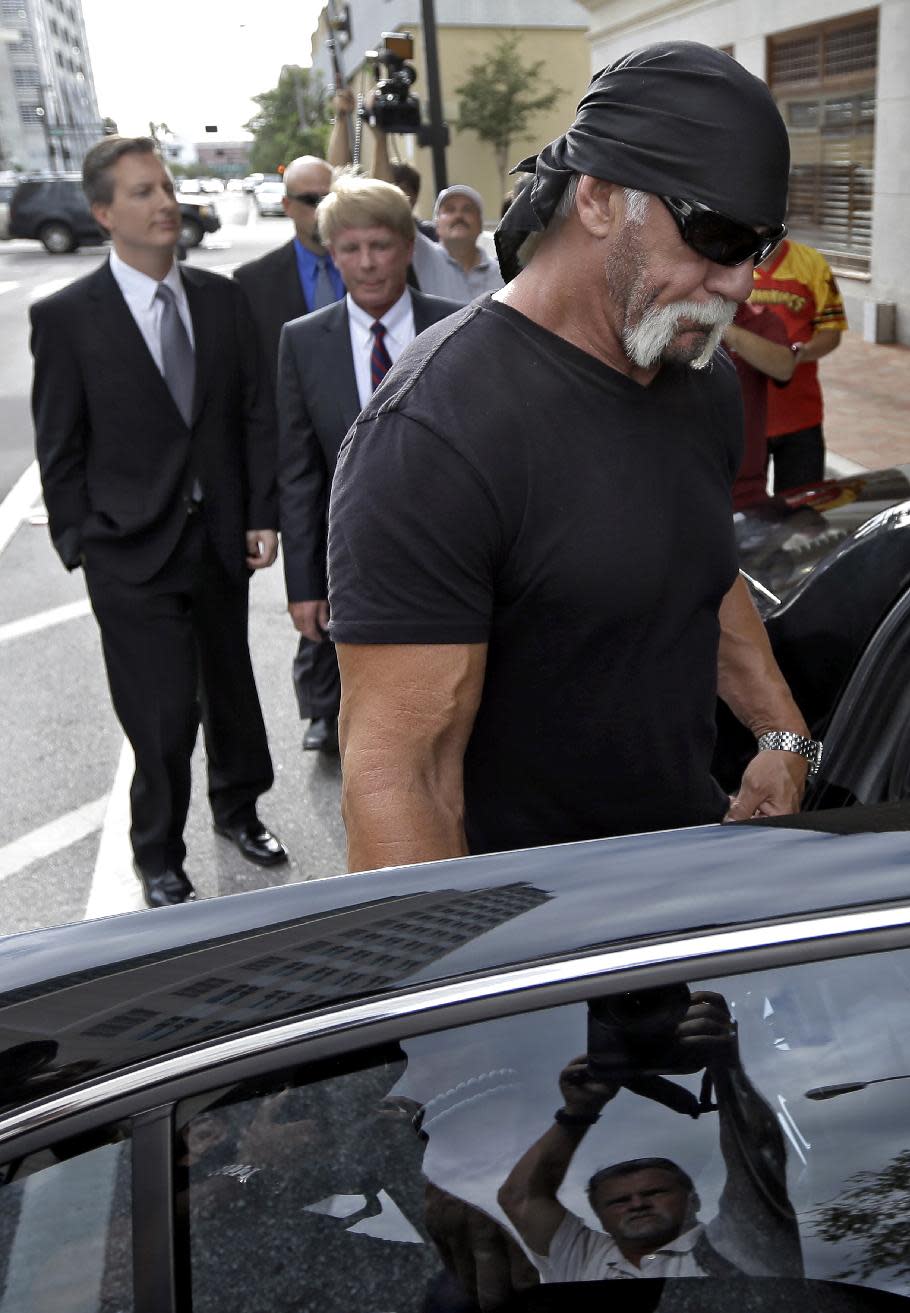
[0,803,909,1118]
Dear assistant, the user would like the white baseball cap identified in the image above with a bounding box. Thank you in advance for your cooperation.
[434,184,484,221]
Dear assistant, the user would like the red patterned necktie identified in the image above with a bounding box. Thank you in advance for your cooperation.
[370,320,393,391]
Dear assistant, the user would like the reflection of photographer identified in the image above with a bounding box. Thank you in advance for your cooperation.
[498,990,802,1283]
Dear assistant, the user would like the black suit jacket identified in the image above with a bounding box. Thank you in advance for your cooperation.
[233,240,308,393]
[30,260,277,586]
[277,289,459,601]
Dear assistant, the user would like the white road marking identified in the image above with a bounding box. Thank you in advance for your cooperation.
[84,738,145,918]
[28,276,77,303]
[0,795,107,884]
[0,281,18,296]
[0,598,91,646]
[0,460,41,556]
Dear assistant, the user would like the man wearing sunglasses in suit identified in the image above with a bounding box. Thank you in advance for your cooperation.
[328,42,823,873]
[235,155,346,754]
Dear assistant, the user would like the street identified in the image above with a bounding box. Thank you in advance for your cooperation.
[0,192,346,936]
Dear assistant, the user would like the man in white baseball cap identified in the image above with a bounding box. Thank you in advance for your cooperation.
[411,183,504,304]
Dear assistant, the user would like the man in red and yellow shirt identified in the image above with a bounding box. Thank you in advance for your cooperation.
[751,239,847,491]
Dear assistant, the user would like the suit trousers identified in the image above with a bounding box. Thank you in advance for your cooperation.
[292,635,341,721]
[84,512,274,875]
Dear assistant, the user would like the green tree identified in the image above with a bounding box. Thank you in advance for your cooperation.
[244,66,330,173]
[455,34,561,200]
[810,1148,910,1282]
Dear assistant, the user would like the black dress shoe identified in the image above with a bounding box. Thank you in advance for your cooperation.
[213,818,289,867]
[303,716,339,753]
[134,863,197,908]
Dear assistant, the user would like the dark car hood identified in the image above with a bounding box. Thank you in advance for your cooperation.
[0,806,909,1115]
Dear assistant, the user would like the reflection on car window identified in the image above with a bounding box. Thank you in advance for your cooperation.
[0,1124,132,1312]
[178,949,910,1310]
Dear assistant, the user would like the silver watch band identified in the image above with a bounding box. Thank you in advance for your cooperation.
[756,730,823,775]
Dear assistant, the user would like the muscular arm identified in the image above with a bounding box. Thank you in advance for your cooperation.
[337,641,487,871]
[718,575,811,819]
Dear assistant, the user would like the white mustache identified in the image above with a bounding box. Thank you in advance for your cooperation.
[624,296,737,370]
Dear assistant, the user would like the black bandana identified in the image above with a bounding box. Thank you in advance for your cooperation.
[495,41,790,282]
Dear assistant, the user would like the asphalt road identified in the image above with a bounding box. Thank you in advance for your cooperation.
[0,193,347,937]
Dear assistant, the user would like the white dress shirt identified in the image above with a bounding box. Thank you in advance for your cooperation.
[533,1214,711,1283]
[109,249,195,371]
[346,289,415,409]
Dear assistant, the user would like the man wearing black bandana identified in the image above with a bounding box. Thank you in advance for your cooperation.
[327,42,819,871]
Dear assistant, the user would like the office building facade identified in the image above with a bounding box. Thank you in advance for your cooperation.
[0,0,101,173]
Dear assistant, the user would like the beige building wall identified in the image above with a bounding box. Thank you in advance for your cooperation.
[313,13,590,223]
[402,24,591,222]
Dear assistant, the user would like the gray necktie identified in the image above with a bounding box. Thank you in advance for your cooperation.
[156,282,195,425]
[312,255,337,310]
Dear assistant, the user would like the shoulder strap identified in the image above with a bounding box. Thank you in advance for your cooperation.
[692,1232,744,1278]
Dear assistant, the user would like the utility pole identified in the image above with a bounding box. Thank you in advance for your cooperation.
[420,0,447,194]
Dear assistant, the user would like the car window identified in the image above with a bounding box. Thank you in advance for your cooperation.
[0,1123,131,1311]
[177,948,910,1311]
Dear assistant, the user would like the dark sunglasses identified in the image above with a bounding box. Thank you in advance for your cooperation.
[660,196,786,268]
[287,191,329,207]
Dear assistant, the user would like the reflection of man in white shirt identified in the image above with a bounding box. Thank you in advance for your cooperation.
[534,1157,727,1282]
[410,185,504,306]
[498,1000,804,1284]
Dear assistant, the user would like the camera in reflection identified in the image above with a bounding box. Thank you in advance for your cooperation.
[586,984,693,1081]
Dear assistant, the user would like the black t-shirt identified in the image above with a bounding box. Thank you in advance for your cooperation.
[328,297,742,854]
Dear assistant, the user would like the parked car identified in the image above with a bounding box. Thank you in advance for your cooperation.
[200,177,225,194]
[8,176,221,252]
[242,171,265,192]
[253,178,286,216]
[716,464,910,808]
[1,799,910,1311]
[0,180,17,240]
[177,177,202,194]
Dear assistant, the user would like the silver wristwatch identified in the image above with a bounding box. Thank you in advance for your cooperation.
[757,730,823,776]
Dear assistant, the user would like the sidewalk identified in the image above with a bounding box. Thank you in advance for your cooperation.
[820,331,910,474]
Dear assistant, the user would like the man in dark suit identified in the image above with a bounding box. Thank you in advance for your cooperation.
[277,175,458,751]
[30,136,288,908]
[233,155,343,395]
[234,154,345,753]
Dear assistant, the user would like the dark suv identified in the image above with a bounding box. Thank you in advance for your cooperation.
[9,175,221,253]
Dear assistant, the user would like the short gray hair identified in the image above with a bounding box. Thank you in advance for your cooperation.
[551,176,650,226]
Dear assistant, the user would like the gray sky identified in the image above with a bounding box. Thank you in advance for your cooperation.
[80,0,324,140]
